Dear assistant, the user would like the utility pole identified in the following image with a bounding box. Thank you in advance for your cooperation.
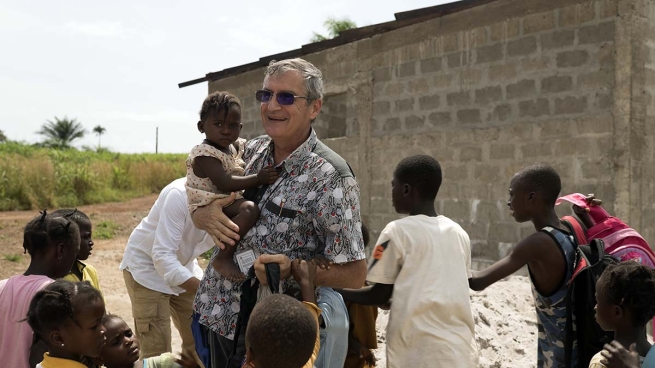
[155,127,159,154]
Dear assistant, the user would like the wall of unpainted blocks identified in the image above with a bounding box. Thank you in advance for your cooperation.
[210,0,655,266]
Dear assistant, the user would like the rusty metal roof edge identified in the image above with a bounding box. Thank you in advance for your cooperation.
[178,0,498,88]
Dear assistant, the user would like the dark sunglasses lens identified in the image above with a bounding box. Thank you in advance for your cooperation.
[277,92,296,105]
[256,90,272,103]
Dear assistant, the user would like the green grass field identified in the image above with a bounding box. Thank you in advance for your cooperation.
[0,142,186,210]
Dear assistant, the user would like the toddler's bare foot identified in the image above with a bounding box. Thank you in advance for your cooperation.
[211,258,245,282]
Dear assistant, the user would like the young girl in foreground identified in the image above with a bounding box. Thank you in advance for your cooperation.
[589,262,655,368]
[98,314,197,368]
[26,280,106,367]
[186,91,278,281]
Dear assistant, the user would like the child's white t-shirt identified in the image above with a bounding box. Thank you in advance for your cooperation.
[367,215,478,368]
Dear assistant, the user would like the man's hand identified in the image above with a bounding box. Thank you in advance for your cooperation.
[254,254,292,286]
[191,194,240,249]
[179,277,201,294]
[601,341,640,368]
[257,166,279,185]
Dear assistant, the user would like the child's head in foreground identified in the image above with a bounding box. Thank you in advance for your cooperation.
[198,91,242,150]
[97,314,140,367]
[594,262,655,332]
[244,294,317,368]
[392,155,442,214]
[26,280,106,359]
[23,211,81,278]
[51,209,94,261]
[508,164,561,223]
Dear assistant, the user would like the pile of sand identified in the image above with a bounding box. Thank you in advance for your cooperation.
[373,276,537,367]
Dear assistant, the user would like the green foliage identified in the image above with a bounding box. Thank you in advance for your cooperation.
[95,220,119,239]
[0,141,186,210]
[38,116,86,149]
[4,254,21,262]
[311,17,357,42]
[0,130,7,142]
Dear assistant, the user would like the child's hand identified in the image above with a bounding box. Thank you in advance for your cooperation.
[312,255,333,270]
[601,341,640,368]
[257,166,279,185]
[175,352,200,368]
[291,258,317,287]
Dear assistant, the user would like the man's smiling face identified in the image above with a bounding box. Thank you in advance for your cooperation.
[260,71,321,144]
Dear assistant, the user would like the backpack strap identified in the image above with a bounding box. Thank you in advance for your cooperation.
[562,216,588,246]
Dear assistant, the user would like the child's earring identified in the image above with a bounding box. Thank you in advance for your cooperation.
[57,255,62,260]
[61,343,65,347]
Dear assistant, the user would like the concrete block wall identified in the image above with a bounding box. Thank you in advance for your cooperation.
[210,0,655,265]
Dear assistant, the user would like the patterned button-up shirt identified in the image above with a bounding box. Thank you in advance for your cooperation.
[194,129,366,338]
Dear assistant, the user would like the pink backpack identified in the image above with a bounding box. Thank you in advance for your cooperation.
[556,193,655,268]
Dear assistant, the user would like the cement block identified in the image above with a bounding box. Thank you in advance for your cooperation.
[520,142,553,158]
[578,21,616,45]
[442,33,460,53]
[523,11,556,35]
[447,53,463,69]
[385,82,406,96]
[519,98,550,117]
[475,44,503,64]
[405,115,425,131]
[420,57,442,74]
[394,98,414,112]
[447,91,472,107]
[460,146,483,161]
[419,94,441,110]
[373,100,391,115]
[428,111,452,127]
[444,164,470,181]
[475,85,503,105]
[457,109,482,124]
[578,70,614,88]
[555,96,587,115]
[489,62,518,81]
[399,61,417,78]
[443,199,471,220]
[559,2,597,27]
[506,79,536,100]
[507,36,538,57]
[488,223,519,243]
[599,0,619,19]
[474,165,502,182]
[490,143,516,160]
[541,75,573,93]
[489,18,521,42]
[556,50,589,68]
[373,67,391,82]
[408,79,430,94]
[487,104,513,122]
[540,30,575,50]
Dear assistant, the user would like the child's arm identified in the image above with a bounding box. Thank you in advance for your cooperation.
[336,283,394,306]
[292,258,317,303]
[468,232,550,291]
[194,156,278,192]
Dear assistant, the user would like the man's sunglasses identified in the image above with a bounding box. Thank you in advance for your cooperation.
[255,90,308,105]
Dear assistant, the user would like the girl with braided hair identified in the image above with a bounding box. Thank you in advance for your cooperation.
[26,280,106,367]
[590,262,655,367]
[0,212,81,368]
[186,91,278,281]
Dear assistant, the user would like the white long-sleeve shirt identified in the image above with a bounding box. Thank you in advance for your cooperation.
[119,178,214,295]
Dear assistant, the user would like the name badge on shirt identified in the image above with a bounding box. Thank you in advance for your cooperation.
[236,249,256,274]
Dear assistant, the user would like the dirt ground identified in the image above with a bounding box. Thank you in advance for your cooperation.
[0,196,538,367]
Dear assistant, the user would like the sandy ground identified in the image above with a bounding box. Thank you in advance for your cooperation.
[0,196,537,367]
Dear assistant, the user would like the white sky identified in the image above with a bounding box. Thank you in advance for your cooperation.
[0,0,451,153]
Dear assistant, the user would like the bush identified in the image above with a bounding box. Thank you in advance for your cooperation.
[0,142,186,210]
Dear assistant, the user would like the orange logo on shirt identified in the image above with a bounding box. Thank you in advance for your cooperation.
[373,245,385,260]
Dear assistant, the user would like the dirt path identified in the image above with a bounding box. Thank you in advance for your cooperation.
[0,195,187,353]
[1,195,539,366]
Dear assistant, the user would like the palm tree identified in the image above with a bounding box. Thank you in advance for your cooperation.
[37,116,86,149]
[93,125,107,149]
[311,17,357,42]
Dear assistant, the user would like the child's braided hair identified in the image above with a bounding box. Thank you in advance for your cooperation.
[597,261,655,326]
[26,280,103,341]
[199,91,241,123]
[22,211,80,256]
